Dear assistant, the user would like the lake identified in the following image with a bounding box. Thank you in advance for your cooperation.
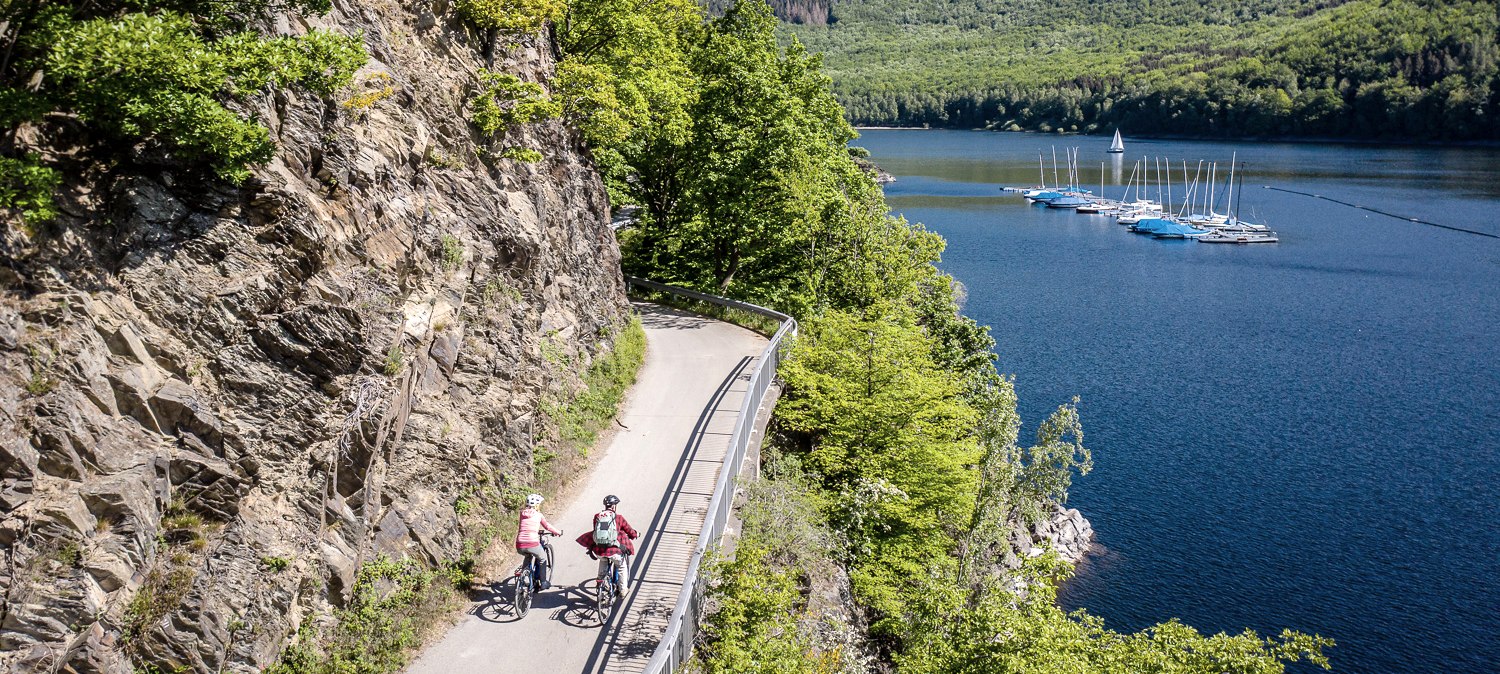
[857,129,1500,674]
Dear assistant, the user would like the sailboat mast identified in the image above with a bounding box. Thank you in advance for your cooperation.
[1052,147,1060,190]
[1208,162,1217,214]
[1166,158,1173,213]
[1038,152,1045,189]
[1180,160,1189,215]
[1234,161,1246,221]
[1194,160,1204,214]
[1075,148,1083,191]
[1225,152,1237,217]
[1155,156,1162,205]
[1219,165,1233,215]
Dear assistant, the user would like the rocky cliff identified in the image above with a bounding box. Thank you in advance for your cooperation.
[704,0,830,25]
[0,3,628,672]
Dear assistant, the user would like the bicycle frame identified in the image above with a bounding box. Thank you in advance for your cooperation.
[516,535,555,584]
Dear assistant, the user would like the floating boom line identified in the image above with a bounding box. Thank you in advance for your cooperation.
[1264,185,1499,240]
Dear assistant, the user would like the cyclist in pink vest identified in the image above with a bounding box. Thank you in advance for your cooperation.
[575,494,639,592]
[515,493,562,589]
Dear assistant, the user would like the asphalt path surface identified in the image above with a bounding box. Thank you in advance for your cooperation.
[406,302,768,674]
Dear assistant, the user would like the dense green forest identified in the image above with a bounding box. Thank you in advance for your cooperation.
[779,0,1500,140]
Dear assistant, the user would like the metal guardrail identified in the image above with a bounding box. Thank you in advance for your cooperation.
[625,277,797,674]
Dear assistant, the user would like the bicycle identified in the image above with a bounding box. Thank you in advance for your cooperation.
[592,553,625,624]
[512,531,555,618]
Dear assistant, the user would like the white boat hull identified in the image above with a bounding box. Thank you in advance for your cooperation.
[1199,233,1279,244]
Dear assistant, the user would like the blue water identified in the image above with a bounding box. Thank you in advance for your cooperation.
[858,129,1500,673]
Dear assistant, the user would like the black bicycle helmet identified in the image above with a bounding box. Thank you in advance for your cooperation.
[603,494,620,507]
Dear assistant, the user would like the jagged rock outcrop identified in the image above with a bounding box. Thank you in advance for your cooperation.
[1026,505,1094,565]
[0,4,627,672]
[705,0,830,25]
[986,504,1096,579]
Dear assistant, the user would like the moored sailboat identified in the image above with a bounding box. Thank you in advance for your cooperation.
[1151,220,1212,239]
[1047,195,1090,209]
[1198,230,1279,243]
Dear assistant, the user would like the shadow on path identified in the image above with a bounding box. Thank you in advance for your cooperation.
[635,302,717,332]
[578,355,754,674]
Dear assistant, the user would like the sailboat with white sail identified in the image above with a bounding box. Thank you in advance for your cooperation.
[1108,130,1125,154]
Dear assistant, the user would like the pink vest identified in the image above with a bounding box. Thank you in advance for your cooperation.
[515,507,557,548]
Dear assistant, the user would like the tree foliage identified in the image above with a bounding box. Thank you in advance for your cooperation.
[470,70,560,136]
[899,554,1333,674]
[553,0,700,204]
[454,0,564,33]
[781,0,1500,140]
[698,457,839,674]
[47,12,363,181]
[0,0,365,221]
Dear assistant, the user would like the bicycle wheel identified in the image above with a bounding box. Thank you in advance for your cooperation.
[594,576,613,625]
[514,567,533,617]
[543,543,554,589]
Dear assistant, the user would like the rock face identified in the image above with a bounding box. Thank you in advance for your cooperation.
[0,6,627,673]
[1026,505,1095,565]
[990,504,1096,577]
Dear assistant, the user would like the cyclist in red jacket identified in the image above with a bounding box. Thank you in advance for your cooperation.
[575,494,639,593]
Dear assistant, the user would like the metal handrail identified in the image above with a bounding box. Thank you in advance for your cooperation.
[625,277,797,674]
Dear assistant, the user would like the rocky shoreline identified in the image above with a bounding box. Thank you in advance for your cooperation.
[1030,505,1095,566]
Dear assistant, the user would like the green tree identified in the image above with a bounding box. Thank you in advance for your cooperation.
[552,0,701,205]
[900,555,1332,674]
[777,305,980,639]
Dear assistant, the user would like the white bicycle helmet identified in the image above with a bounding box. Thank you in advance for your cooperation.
[526,493,544,507]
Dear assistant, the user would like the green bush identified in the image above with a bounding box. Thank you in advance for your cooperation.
[0,156,60,225]
[498,147,544,163]
[265,557,444,674]
[540,316,646,456]
[439,234,464,270]
[22,344,57,396]
[45,13,364,182]
[382,343,404,377]
[454,0,564,33]
[0,1,365,210]
[469,70,559,136]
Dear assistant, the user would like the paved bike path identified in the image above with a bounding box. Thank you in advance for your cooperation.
[405,302,767,674]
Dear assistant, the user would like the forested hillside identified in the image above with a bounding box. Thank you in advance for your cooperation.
[781,0,1500,139]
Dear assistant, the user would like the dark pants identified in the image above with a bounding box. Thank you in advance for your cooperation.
[519,546,548,583]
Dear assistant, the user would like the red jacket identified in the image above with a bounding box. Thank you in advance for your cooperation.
[576,510,639,556]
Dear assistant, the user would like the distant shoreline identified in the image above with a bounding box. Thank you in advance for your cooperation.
[852,126,1500,149]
